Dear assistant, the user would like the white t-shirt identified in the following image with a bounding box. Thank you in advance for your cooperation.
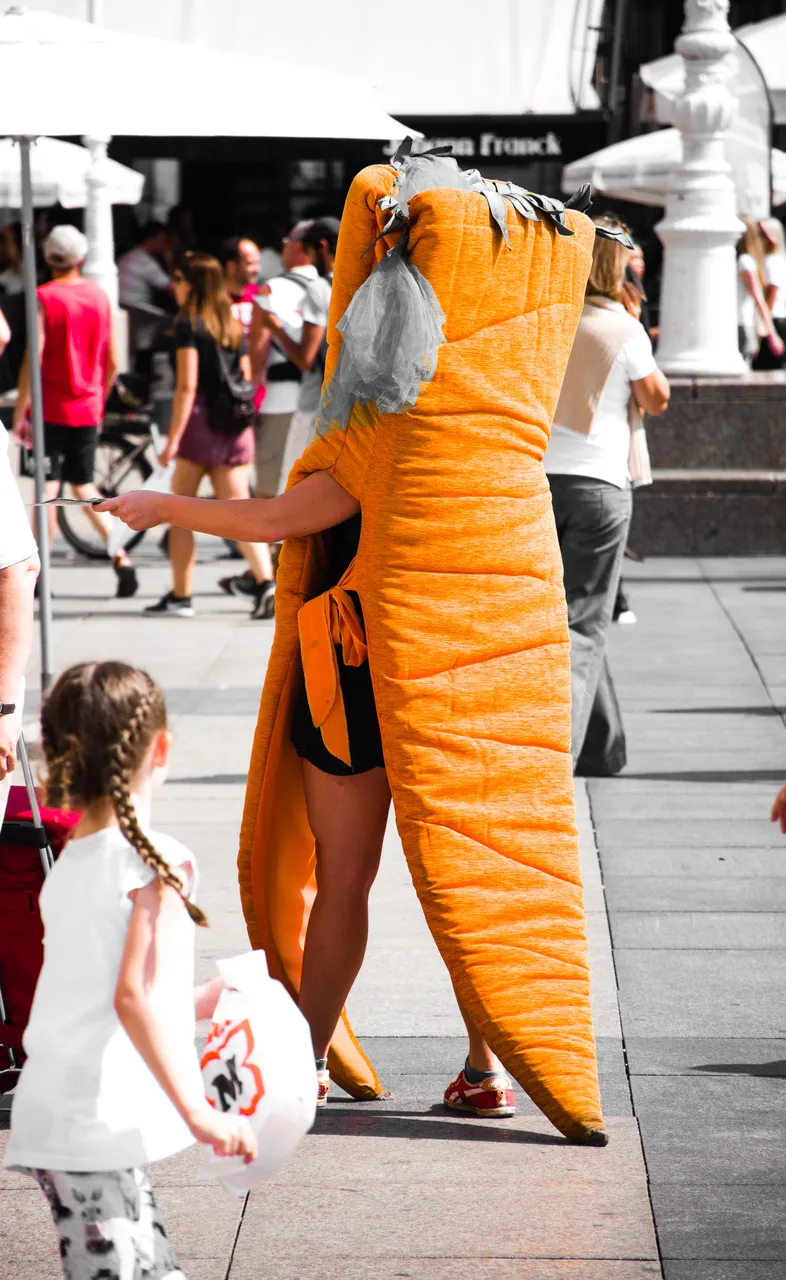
[764,252,786,319]
[118,248,171,350]
[0,424,37,571]
[544,308,656,490]
[737,252,758,336]
[258,265,319,415]
[297,275,332,416]
[4,826,199,1173]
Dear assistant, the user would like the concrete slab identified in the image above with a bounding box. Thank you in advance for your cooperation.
[231,1260,662,1280]
[603,873,786,913]
[630,1075,786,1183]
[623,1037,786,1077]
[650,1184,786,1261]
[615,950,786,1037]
[611,912,786,949]
[664,1264,786,1280]
[230,1118,657,1275]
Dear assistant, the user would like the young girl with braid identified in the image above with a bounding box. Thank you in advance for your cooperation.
[3,660,256,1280]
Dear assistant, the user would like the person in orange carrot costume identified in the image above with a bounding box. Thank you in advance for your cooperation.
[99,145,632,1144]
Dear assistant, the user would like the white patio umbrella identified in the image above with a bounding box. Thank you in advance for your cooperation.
[562,128,786,211]
[0,135,143,208]
[0,3,416,691]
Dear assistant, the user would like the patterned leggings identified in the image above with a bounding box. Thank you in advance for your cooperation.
[21,1167,187,1280]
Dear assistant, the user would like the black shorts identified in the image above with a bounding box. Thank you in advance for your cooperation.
[44,424,99,486]
[291,592,385,777]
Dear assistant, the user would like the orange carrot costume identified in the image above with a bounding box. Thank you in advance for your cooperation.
[238,158,607,1141]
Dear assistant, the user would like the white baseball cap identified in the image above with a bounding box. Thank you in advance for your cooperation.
[43,225,88,267]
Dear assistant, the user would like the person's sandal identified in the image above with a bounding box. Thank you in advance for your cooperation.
[113,560,138,599]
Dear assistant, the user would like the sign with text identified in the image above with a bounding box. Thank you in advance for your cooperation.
[383,132,564,160]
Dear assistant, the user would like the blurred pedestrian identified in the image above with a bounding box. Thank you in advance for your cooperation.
[219,236,261,329]
[544,216,670,776]
[753,217,786,371]
[216,235,275,604]
[145,252,273,618]
[12,225,137,598]
[0,421,38,827]
[248,220,317,502]
[118,221,173,376]
[254,217,339,501]
[0,222,24,295]
[737,217,783,367]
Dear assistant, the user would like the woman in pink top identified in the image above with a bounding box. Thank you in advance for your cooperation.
[12,225,137,598]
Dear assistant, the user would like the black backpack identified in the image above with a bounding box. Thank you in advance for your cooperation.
[208,340,256,436]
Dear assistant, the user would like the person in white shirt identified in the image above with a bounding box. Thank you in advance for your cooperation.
[753,217,786,370]
[118,222,173,374]
[248,220,319,500]
[544,218,670,775]
[736,217,783,367]
[254,218,338,499]
[3,661,255,1277]
[0,417,38,828]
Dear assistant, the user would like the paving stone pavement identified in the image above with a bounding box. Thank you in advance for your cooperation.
[1,545,783,1277]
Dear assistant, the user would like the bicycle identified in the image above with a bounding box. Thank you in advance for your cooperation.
[56,374,157,560]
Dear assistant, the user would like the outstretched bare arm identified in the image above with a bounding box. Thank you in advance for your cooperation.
[96,470,360,542]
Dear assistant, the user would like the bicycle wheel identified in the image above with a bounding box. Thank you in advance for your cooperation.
[57,432,153,560]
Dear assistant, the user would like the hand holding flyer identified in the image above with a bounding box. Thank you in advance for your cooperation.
[200,951,317,1197]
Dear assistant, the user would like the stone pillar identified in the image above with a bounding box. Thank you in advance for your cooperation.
[82,133,118,308]
[655,0,747,376]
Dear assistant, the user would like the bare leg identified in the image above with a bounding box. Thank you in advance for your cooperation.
[43,479,59,547]
[452,984,505,1074]
[70,480,132,568]
[299,763,391,1059]
[170,458,204,598]
[211,464,274,582]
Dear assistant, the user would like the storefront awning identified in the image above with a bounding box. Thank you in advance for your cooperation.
[562,127,786,212]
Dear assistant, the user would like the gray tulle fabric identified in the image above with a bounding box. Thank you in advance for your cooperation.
[312,145,631,439]
[315,240,446,437]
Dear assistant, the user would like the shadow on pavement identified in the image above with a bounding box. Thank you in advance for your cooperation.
[691,1060,786,1078]
[615,770,785,783]
[314,1107,566,1145]
[653,706,786,717]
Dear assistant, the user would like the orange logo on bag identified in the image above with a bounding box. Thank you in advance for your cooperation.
[200,1018,265,1116]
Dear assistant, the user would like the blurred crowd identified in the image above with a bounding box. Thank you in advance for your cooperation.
[0,208,340,620]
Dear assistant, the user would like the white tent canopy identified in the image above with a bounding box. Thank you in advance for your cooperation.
[0,5,411,138]
[562,127,786,211]
[0,135,142,206]
[16,0,606,117]
[641,13,786,125]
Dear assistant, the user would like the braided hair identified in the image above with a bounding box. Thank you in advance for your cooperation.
[41,661,207,927]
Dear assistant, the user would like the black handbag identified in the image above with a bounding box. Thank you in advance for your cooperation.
[208,341,256,436]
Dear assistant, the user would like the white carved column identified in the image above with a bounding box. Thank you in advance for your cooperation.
[655,0,746,376]
[82,133,118,307]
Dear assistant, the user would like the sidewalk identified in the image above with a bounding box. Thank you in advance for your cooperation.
[1,548,783,1276]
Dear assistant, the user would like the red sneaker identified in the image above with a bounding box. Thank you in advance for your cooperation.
[444,1068,516,1118]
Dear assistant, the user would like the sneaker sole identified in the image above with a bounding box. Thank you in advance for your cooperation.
[143,608,195,618]
[444,1098,516,1118]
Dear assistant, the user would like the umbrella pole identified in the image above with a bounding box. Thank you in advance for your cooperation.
[19,136,54,692]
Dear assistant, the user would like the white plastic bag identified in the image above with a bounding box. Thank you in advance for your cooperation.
[106,430,174,558]
[200,951,317,1197]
